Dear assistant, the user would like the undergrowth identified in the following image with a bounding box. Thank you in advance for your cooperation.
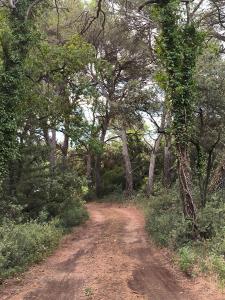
[0,198,88,282]
[0,220,62,281]
[135,188,225,285]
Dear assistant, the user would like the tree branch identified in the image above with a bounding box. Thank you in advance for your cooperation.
[26,0,42,20]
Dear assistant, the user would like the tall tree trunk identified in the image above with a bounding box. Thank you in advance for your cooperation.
[147,107,167,196]
[95,155,102,196]
[61,133,69,172]
[163,135,173,188]
[86,151,92,189]
[43,127,57,173]
[95,117,109,197]
[177,144,196,220]
[194,133,220,207]
[146,134,162,196]
[49,129,57,173]
[121,127,133,196]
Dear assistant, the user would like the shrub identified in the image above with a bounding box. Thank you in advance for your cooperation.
[60,199,89,228]
[145,189,183,247]
[196,199,225,239]
[101,166,124,195]
[210,254,225,283]
[178,246,196,276]
[0,220,62,280]
[143,187,225,280]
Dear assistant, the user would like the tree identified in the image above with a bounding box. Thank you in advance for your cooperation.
[154,0,203,220]
[83,1,153,196]
[194,47,225,198]
[146,105,166,195]
[0,2,35,175]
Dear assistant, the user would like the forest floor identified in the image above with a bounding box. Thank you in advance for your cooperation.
[0,203,224,300]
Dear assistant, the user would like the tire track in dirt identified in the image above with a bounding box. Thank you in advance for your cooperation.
[0,203,224,300]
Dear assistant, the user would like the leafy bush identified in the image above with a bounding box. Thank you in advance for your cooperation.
[0,172,89,281]
[101,166,124,196]
[143,187,225,281]
[60,199,88,228]
[0,220,62,280]
[0,163,86,223]
[0,162,89,281]
[145,189,184,247]
[196,196,225,239]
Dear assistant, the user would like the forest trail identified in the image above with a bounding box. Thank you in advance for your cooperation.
[0,203,224,300]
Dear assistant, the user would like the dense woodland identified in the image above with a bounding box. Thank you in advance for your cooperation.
[1,0,225,284]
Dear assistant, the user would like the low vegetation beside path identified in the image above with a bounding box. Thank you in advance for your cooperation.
[0,169,88,282]
[134,188,225,287]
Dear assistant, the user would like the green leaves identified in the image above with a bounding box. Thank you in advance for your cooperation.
[155,0,204,145]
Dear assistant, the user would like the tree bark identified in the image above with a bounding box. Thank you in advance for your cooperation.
[49,129,57,173]
[94,117,109,197]
[43,127,57,173]
[146,134,162,196]
[86,151,92,189]
[209,156,225,192]
[95,155,102,196]
[121,127,133,196]
[61,133,69,171]
[177,144,196,220]
[147,107,167,196]
[163,135,173,188]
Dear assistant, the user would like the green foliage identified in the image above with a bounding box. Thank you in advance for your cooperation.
[210,255,225,283]
[145,188,187,247]
[0,219,62,280]
[178,246,196,276]
[60,199,88,228]
[0,0,40,176]
[156,0,204,145]
[101,166,124,195]
[143,187,225,281]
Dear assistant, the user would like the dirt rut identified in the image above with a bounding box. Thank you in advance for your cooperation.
[0,203,224,300]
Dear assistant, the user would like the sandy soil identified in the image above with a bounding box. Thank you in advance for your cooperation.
[0,203,224,300]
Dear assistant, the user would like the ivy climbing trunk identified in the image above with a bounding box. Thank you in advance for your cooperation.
[156,0,203,221]
[163,113,173,188]
[0,1,38,176]
[177,144,196,219]
[163,135,173,188]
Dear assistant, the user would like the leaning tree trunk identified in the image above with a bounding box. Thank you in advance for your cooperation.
[121,127,133,196]
[177,144,196,220]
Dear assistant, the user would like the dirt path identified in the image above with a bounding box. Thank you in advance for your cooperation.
[0,203,224,300]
